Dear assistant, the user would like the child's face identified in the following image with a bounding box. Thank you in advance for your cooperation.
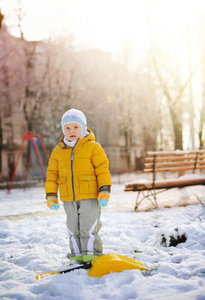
[64,122,82,141]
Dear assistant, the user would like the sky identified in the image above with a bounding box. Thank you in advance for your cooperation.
[0,0,202,53]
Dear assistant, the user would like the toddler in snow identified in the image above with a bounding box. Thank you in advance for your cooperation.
[45,108,111,264]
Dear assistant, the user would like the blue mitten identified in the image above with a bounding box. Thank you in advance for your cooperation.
[98,191,110,207]
[47,196,60,211]
[99,198,108,207]
[50,203,60,210]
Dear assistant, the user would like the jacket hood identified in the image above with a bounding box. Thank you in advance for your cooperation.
[58,127,95,148]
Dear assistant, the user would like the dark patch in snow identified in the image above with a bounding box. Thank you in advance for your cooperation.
[160,228,187,247]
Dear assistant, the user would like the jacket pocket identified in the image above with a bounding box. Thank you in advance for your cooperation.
[58,177,68,196]
[79,175,98,194]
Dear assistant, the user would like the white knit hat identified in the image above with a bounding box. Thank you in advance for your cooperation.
[61,108,87,137]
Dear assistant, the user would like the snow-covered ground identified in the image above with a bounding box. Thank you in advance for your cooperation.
[0,174,205,300]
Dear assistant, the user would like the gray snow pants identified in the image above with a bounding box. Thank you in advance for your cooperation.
[63,199,102,258]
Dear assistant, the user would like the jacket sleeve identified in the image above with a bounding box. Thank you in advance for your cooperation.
[45,149,59,195]
[91,142,112,189]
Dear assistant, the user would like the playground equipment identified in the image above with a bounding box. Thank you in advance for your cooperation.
[8,131,49,193]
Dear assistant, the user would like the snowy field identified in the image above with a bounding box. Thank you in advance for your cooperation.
[0,174,205,300]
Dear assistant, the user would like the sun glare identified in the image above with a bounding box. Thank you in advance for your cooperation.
[1,0,203,55]
[1,0,204,74]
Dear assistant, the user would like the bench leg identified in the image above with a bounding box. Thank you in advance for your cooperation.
[134,190,158,211]
[134,191,141,211]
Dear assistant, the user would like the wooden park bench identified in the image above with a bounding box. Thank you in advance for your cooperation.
[125,150,205,211]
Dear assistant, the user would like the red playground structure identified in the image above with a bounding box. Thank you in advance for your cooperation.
[8,131,49,193]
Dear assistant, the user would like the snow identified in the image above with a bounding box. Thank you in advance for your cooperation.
[0,174,205,300]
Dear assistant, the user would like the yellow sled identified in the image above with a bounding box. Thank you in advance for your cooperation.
[36,254,148,279]
[88,254,148,277]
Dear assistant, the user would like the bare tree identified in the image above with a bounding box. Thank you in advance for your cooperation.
[152,52,201,150]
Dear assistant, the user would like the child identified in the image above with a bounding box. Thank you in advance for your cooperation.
[45,108,111,264]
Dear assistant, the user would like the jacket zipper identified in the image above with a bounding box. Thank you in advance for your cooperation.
[71,140,79,201]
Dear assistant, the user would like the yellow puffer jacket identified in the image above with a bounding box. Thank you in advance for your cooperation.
[45,128,111,202]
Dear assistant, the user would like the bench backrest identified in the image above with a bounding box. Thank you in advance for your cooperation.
[144,150,205,174]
